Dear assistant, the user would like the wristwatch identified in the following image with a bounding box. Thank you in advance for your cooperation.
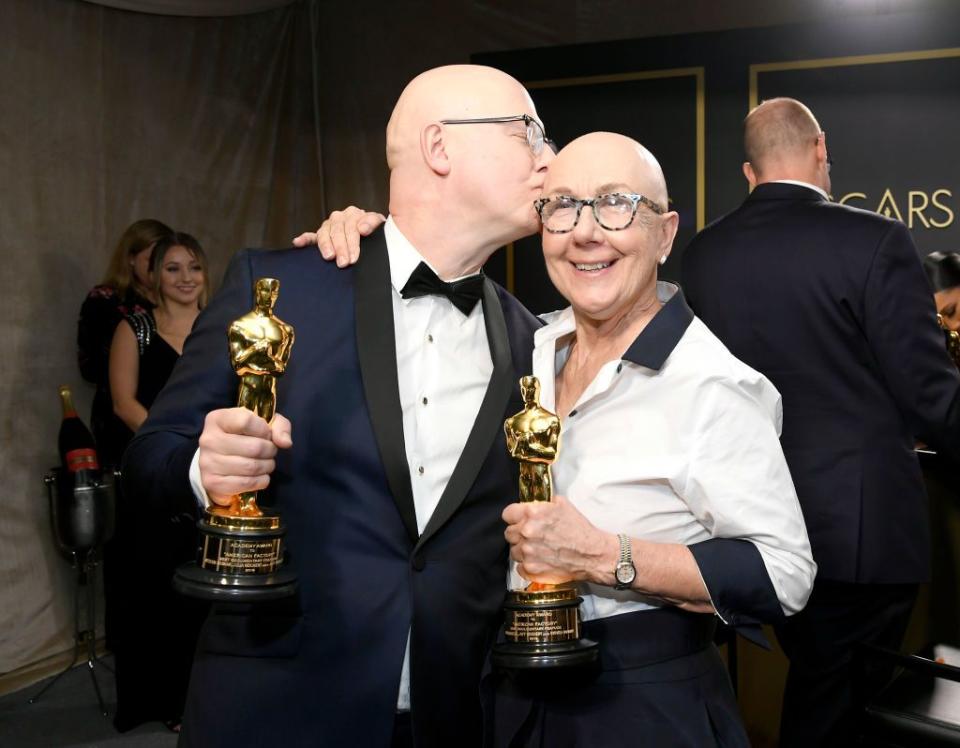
[614,533,636,590]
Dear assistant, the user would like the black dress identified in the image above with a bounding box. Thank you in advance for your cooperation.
[76,285,153,468]
[111,311,207,732]
[78,287,153,652]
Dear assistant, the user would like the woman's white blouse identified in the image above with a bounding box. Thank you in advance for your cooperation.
[511,282,816,622]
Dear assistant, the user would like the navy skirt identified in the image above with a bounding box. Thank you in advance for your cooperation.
[486,607,749,748]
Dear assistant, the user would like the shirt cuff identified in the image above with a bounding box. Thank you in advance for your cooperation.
[688,537,785,627]
[189,448,211,510]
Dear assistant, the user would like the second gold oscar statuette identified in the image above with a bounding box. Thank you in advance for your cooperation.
[492,375,598,670]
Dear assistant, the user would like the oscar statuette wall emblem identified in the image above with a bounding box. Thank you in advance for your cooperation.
[492,376,598,669]
[174,277,298,601]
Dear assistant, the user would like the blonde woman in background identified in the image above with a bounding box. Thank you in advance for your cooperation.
[107,231,209,734]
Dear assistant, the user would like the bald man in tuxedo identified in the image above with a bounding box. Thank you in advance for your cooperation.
[124,64,553,747]
[682,97,960,746]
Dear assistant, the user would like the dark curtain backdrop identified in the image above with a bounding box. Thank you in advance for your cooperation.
[82,0,295,14]
[2,0,954,681]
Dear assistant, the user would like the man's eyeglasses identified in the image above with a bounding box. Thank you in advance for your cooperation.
[439,114,547,157]
[535,193,664,234]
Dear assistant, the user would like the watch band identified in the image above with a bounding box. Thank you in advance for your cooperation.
[617,533,631,566]
[614,533,636,590]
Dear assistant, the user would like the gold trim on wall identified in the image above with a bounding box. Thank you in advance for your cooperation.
[749,47,960,110]
[503,67,706,294]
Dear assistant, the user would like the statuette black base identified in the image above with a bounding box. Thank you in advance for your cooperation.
[492,638,599,670]
[493,585,599,670]
[173,562,298,602]
[173,509,297,602]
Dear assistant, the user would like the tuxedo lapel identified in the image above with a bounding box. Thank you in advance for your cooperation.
[354,227,419,545]
[417,279,513,549]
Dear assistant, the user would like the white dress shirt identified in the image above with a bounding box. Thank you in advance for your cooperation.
[509,282,815,622]
[191,216,492,711]
[383,217,493,536]
[381,217,493,710]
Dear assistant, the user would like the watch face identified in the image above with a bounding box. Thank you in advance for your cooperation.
[615,562,636,585]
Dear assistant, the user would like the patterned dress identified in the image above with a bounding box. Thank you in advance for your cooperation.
[76,284,153,467]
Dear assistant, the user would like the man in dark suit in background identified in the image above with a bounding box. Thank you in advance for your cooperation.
[123,64,551,747]
[682,97,960,746]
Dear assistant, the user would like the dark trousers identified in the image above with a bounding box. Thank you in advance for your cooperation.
[775,579,918,748]
[490,608,748,748]
[392,712,412,748]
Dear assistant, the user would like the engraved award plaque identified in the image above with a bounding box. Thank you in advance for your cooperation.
[491,376,598,669]
[174,277,298,602]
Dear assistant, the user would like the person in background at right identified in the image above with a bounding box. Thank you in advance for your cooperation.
[681,97,960,747]
[921,250,960,647]
[924,250,960,335]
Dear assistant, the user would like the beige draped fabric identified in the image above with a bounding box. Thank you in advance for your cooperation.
[0,0,322,676]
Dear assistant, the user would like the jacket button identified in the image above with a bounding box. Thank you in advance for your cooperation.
[411,555,426,572]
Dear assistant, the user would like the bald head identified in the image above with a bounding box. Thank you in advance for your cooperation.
[545,132,669,210]
[539,133,679,324]
[383,64,550,279]
[386,65,535,170]
[744,98,823,179]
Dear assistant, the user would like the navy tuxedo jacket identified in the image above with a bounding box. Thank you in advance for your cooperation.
[682,182,960,584]
[123,228,540,747]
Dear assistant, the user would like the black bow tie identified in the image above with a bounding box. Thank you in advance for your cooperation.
[400,262,484,315]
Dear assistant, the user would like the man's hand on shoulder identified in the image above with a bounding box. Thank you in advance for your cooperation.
[198,407,293,505]
[291,206,386,268]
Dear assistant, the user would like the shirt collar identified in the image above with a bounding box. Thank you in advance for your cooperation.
[384,215,485,294]
[772,179,829,200]
[536,282,694,372]
[536,306,577,348]
[621,282,694,370]
[383,216,429,294]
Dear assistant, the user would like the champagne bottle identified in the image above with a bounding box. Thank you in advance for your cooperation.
[58,385,100,486]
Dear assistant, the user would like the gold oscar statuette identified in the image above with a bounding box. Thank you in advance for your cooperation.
[491,376,598,670]
[174,277,298,602]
